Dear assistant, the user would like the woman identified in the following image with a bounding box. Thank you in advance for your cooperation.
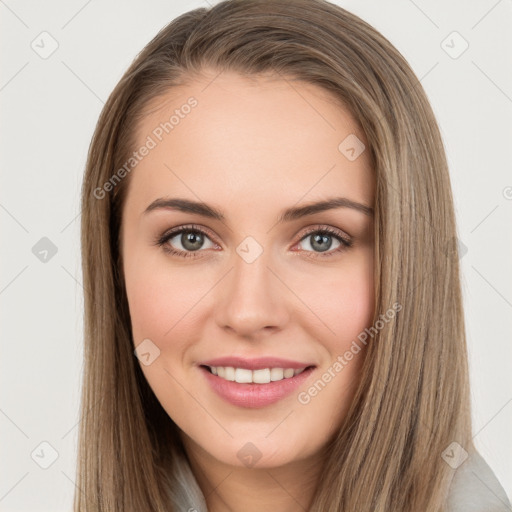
[76,0,510,510]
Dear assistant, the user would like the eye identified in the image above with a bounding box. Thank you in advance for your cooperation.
[154,224,353,259]
[154,224,218,259]
[295,226,352,258]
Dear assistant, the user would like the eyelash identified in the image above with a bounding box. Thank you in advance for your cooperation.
[154,223,353,260]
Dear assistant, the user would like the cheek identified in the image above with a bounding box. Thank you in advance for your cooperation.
[124,255,208,345]
[124,262,209,423]
[291,266,373,438]
[334,269,374,337]
[296,255,375,351]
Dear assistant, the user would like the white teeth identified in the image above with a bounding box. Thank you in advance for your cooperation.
[224,367,235,381]
[207,366,308,384]
[235,368,252,383]
[283,368,295,378]
[253,368,271,384]
[270,368,284,381]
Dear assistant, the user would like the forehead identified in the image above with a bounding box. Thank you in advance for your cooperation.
[124,70,374,216]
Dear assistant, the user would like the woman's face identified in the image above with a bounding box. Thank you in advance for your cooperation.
[120,70,375,470]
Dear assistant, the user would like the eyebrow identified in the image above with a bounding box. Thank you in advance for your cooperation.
[143,196,373,222]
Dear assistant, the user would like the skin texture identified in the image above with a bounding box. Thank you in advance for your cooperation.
[120,69,375,512]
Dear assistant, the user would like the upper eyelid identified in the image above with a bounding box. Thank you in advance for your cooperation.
[161,224,218,244]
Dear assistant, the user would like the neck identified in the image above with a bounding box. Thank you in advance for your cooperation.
[182,436,323,512]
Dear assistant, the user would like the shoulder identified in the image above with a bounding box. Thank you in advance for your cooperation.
[446,448,511,512]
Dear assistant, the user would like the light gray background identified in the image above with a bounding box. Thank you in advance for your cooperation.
[1,0,511,510]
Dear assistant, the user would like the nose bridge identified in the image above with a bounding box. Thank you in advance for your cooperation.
[215,239,288,336]
[232,242,271,294]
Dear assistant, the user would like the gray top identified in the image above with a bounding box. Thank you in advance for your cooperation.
[447,449,510,511]
[170,448,511,511]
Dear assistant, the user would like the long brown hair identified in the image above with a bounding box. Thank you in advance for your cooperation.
[77,0,472,510]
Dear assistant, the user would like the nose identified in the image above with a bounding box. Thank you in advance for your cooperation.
[214,248,290,340]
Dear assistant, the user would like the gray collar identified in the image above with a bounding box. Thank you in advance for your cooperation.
[446,448,510,511]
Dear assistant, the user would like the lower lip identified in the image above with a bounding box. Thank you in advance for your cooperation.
[199,366,315,408]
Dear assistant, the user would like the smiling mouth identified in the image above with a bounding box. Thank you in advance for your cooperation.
[201,365,315,384]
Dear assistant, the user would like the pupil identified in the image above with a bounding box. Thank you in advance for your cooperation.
[182,232,203,251]
[311,234,331,252]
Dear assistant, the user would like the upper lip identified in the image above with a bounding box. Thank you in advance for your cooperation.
[199,357,315,370]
